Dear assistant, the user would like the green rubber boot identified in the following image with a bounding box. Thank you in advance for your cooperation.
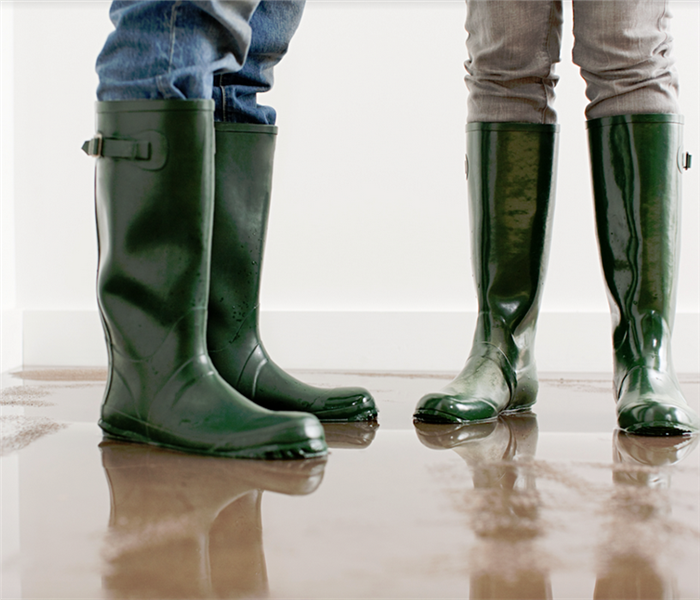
[207,123,377,422]
[588,114,699,436]
[85,100,327,459]
[414,123,558,424]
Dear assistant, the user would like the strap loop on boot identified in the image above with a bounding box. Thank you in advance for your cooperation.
[82,131,168,171]
[82,135,151,160]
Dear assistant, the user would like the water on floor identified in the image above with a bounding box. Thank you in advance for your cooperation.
[2,368,699,599]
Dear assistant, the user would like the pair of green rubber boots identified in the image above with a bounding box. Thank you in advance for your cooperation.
[414,115,699,436]
[85,100,377,460]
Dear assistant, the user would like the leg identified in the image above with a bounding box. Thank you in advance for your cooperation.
[87,1,328,457]
[587,115,697,435]
[213,0,306,124]
[572,0,679,120]
[574,2,698,434]
[97,0,262,101]
[207,123,378,422]
[206,2,378,422]
[464,0,563,124]
[414,123,558,424]
[414,2,561,423]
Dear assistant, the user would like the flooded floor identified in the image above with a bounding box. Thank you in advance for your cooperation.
[2,368,699,599]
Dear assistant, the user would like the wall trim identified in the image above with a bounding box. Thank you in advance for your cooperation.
[15,309,700,374]
[1,309,23,372]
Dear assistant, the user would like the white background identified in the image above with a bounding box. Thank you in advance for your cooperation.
[1,1,698,373]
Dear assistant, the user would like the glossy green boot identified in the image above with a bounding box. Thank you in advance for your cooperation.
[85,100,326,459]
[414,123,558,423]
[588,114,699,436]
[207,124,377,422]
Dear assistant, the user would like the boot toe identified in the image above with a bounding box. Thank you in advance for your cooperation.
[413,393,499,424]
[214,412,328,459]
[311,388,378,422]
[617,368,700,436]
[618,399,700,436]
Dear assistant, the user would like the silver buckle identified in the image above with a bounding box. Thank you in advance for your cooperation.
[92,133,104,157]
[83,133,104,157]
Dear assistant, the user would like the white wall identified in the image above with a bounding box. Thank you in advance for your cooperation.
[1,1,22,372]
[2,1,699,373]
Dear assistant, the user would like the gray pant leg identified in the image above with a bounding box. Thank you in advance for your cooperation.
[572,0,679,119]
[465,0,563,124]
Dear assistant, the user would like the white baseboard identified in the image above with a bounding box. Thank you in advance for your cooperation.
[15,309,700,374]
[1,309,23,372]
[22,310,107,368]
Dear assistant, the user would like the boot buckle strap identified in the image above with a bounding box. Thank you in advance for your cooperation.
[82,134,151,160]
[82,131,167,171]
[683,152,692,171]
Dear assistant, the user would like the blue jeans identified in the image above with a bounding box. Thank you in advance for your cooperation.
[96,0,305,124]
[465,0,680,123]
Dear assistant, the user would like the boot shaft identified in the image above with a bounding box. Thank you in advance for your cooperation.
[587,114,684,373]
[466,123,558,347]
[208,123,277,336]
[94,100,216,361]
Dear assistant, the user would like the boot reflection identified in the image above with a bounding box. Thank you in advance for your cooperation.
[416,415,552,600]
[322,421,379,449]
[594,432,699,600]
[100,441,326,599]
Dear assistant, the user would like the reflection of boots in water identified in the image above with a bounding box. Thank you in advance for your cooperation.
[594,433,699,600]
[100,441,326,599]
[322,421,379,449]
[415,415,552,600]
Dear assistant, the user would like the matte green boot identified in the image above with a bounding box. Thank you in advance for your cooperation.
[85,100,327,459]
[588,114,699,436]
[414,123,558,423]
[207,123,377,422]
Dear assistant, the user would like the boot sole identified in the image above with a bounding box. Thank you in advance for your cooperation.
[99,419,327,460]
[413,404,534,425]
[621,422,697,437]
[315,408,379,423]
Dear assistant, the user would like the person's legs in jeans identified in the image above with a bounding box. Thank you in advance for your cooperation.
[96,0,378,422]
[86,0,332,458]
[96,0,262,102]
[213,0,305,124]
[97,0,306,124]
[206,1,379,423]
[574,0,698,434]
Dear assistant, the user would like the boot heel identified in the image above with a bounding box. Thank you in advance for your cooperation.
[509,368,538,413]
[99,415,152,445]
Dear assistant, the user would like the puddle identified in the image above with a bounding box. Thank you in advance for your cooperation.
[0,415,68,456]
[12,368,108,382]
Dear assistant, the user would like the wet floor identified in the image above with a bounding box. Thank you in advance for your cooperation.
[2,368,699,599]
